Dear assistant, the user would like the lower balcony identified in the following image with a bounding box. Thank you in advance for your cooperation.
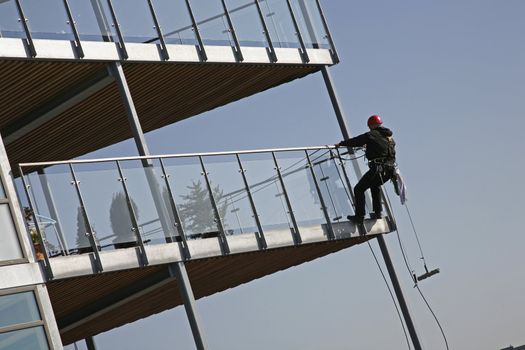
[19,146,394,344]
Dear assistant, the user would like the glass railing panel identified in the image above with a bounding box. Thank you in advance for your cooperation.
[153,0,197,45]
[20,0,74,40]
[119,159,179,245]
[226,0,267,47]
[308,150,354,223]
[111,0,158,43]
[189,0,233,46]
[259,0,299,48]
[238,153,294,236]
[291,0,330,49]
[274,150,327,231]
[72,162,137,250]
[0,0,24,38]
[202,155,257,236]
[162,157,220,240]
[25,165,91,256]
[68,0,116,42]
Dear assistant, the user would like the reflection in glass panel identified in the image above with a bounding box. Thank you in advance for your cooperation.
[0,326,49,350]
[68,0,115,42]
[239,153,294,236]
[202,155,257,236]
[189,0,232,46]
[275,151,326,231]
[0,291,41,328]
[163,157,219,240]
[226,0,266,47]
[308,150,354,222]
[119,159,180,245]
[112,0,158,43]
[73,162,136,250]
[259,0,299,48]
[25,166,90,256]
[291,0,329,49]
[0,0,24,38]
[20,0,73,40]
[153,0,196,45]
[0,204,23,261]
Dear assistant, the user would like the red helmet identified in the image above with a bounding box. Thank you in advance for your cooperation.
[367,115,382,128]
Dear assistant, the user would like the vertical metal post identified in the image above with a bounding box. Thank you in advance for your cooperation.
[236,154,267,250]
[334,148,356,205]
[111,61,208,350]
[254,0,278,62]
[85,336,97,350]
[63,0,85,58]
[221,0,244,62]
[322,66,423,350]
[69,163,103,273]
[115,160,149,266]
[184,0,207,61]
[159,158,191,259]
[313,0,339,63]
[146,0,170,60]
[272,152,301,245]
[36,169,70,255]
[13,0,36,57]
[169,262,208,350]
[285,0,309,63]
[305,151,334,239]
[19,168,54,279]
[105,0,128,59]
[199,156,230,255]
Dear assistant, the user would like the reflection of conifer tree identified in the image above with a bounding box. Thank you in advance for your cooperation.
[177,180,228,234]
[109,192,139,245]
[75,207,90,249]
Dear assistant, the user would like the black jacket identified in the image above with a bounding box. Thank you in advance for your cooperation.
[339,126,396,165]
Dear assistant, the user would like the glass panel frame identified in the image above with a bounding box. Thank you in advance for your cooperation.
[202,155,258,236]
[226,0,267,47]
[68,0,116,42]
[0,291,41,329]
[189,0,233,46]
[0,203,23,261]
[111,0,159,43]
[0,326,49,350]
[259,0,300,48]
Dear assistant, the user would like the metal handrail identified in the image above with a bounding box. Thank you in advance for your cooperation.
[19,145,338,168]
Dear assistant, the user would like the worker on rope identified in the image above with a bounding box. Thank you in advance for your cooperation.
[335,115,396,225]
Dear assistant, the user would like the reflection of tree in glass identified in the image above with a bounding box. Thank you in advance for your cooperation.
[177,180,228,235]
[109,192,138,246]
[75,207,90,250]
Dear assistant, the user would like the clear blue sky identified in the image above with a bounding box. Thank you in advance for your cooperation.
[68,1,525,349]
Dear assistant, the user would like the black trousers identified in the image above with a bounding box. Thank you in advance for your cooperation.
[354,164,394,219]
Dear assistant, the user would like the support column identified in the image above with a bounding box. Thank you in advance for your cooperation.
[169,262,208,350]
[321,65,423,350]
[85,336,97,350]
[110,62,208,350]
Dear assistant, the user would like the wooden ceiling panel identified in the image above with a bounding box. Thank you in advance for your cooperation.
[52,237,371,345]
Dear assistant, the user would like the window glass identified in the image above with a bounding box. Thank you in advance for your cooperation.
[0,204,23,261]
[0,291,41,328]
[0,327,48,350]
[0,179,5,198]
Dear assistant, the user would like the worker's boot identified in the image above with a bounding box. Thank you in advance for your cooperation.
[369,212,383,220]
[347,215,364,224]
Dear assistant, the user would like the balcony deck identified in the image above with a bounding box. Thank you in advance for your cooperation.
[47,219,391,345]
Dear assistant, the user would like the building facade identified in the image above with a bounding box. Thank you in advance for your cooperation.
[0,1,395,349]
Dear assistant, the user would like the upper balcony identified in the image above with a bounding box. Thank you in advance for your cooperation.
[19,145,394,344]
[0,0,337,63]
[0,0,338,167]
